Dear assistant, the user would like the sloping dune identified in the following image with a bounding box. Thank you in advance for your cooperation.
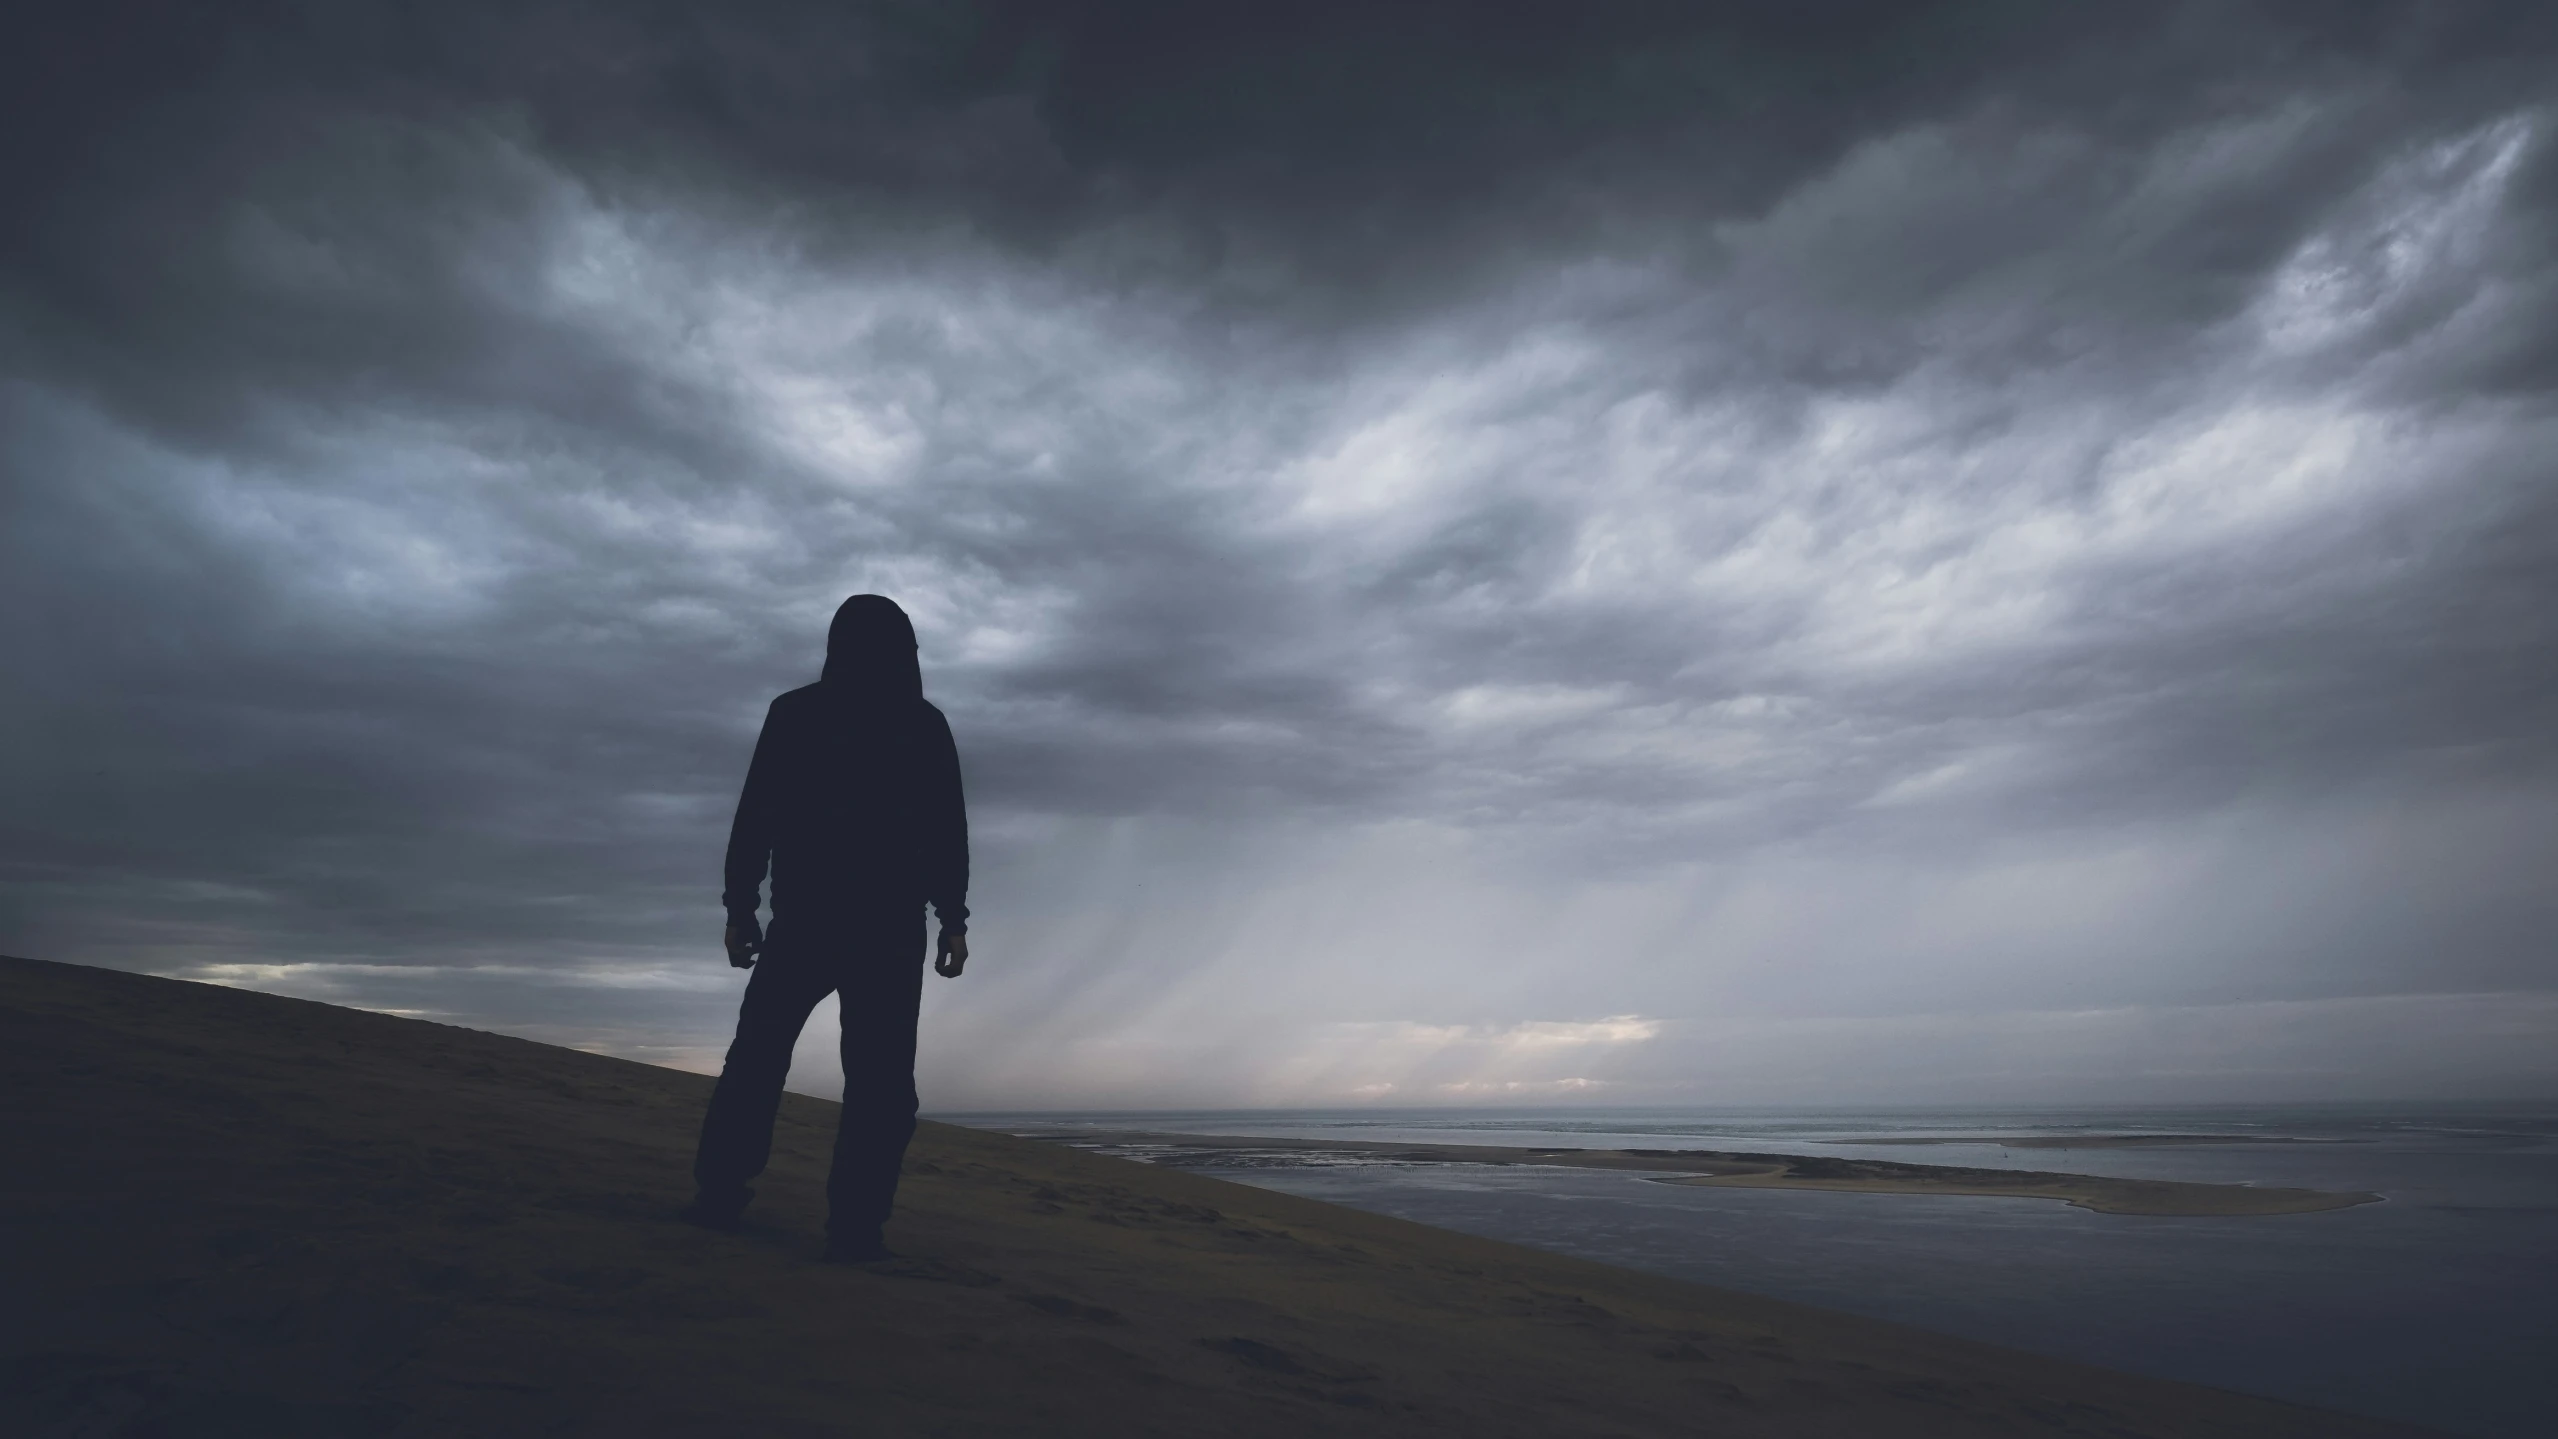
[0,955,2433,1437]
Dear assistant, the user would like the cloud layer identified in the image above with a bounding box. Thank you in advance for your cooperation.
[5,1,2555,1104]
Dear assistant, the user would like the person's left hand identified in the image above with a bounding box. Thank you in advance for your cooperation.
[934,929,968,978]
[724,923,762,969]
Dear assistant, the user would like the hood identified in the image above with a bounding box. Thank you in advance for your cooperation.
[820,594,923,701]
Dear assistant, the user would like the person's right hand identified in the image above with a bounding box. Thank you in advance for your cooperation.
[724,923,761,969]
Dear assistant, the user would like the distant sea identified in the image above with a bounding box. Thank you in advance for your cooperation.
[942,1105,2558,1439]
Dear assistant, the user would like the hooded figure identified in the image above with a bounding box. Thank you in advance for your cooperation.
[685,594,970,1261]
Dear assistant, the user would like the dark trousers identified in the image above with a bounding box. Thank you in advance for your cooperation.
[692,912,925,1236]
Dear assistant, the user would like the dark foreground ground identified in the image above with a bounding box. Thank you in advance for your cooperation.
[0,955,2439,1437]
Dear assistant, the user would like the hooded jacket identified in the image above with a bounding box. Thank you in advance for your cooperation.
[721,596,969,932]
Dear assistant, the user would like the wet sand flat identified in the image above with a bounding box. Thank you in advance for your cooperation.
[1,955,2428,1437]
[1061,1131,2381,1216]
[1650,1159,2376,1214]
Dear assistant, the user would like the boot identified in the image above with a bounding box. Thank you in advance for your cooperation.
[678,1185,753,1232]
[820,1227,895,1263]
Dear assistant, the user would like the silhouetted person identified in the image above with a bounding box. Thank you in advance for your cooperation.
[683,594,969,1262]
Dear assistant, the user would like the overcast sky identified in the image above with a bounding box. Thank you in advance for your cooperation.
[5,1,2555,1108]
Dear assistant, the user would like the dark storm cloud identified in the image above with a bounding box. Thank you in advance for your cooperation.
[4,1,2555,1101]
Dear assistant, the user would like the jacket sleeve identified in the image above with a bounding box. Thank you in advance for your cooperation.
[923,706,970,932]
[721,700,783,926]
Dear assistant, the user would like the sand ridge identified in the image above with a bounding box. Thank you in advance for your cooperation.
[0,955,2434,1436]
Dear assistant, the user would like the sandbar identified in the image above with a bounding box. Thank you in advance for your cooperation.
[1829,1134,2355,1149]
[1048,1131,2382,1216]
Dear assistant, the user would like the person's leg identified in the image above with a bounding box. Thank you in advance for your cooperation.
[824,911,926,1257]
[688,931,837,1224]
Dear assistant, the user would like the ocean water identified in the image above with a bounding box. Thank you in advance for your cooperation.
[945,1106,2558,1438]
